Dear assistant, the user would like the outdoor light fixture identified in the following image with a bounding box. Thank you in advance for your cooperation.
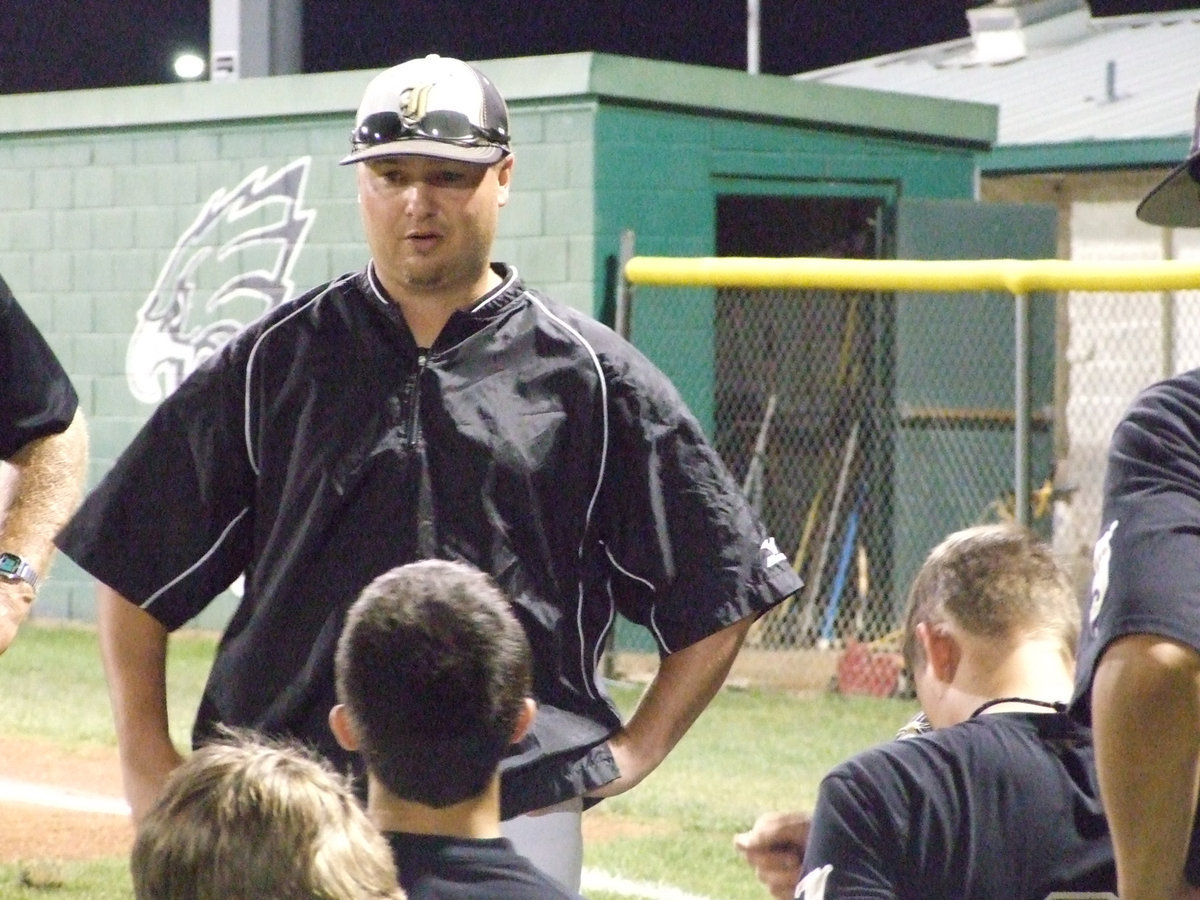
[173,52,206,80]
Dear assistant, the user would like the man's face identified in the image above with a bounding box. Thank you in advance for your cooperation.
[356,153,512,305]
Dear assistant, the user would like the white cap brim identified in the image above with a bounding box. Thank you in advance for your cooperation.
[339,139,506,166]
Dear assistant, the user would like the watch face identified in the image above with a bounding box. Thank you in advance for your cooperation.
[0,554,20,576]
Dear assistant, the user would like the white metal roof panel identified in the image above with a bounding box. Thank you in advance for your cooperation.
[795,11,1200,146]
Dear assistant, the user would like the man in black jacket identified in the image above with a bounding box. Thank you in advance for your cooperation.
[58,53,801,889]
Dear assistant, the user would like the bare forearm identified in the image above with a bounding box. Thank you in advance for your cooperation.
[629,616,753,751]
[1092,634,1200,900]
[0,410,88,651]
[589,616,753,797]
[0,408,88,573]
[97,583,182,821]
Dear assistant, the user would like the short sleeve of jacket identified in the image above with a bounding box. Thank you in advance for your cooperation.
[0,277,79,459]
[597,348,802,653]
[1073,369,1200,719]
[55,335,255,629]
[802,761,901,899]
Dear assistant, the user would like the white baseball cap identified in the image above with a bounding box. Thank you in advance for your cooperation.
[340,54,511,166]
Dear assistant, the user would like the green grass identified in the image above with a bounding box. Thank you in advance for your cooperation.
[0,859,135,899]
[0,621,218,898]
[0,621,918,900]
[586,683,915,900]
[0,620,216,749]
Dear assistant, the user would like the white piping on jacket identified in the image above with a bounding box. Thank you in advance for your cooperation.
[523,292,622,700]
[141,508,249,609]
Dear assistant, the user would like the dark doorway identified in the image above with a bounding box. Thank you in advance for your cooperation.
[713,195,890,645]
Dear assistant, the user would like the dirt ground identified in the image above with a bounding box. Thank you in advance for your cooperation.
[0,649,840,867]
[0,736,132,862]
[0,736,658,866]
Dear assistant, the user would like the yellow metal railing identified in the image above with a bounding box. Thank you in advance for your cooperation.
[622,256,1200,525]
[624,256,1200,293]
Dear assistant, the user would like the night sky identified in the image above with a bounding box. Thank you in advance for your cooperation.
[1,0,1197,94]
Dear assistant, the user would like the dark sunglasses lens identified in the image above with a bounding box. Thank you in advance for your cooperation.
[355,112,404,146]
[353,110,484,148]
[416,110,476,141]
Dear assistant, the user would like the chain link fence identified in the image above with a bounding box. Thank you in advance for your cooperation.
[622,258,1200,692]
[708,285,1045,654]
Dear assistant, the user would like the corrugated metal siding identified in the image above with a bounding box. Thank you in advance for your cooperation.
[796,11,1200,145]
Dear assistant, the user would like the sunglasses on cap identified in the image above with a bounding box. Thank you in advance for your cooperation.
[351,110,510,153]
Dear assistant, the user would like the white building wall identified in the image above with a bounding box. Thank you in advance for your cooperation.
[1056,191,1200,590]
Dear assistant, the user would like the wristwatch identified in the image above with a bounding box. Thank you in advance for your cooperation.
[0,552,38,590]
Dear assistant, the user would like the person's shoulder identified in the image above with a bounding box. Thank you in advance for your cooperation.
[828,717,1033,785]
[517,287,620,344]
[1122,368,1200,432]
[224,272,366,353]
[474,837,582,898]
[940,712,1092,775]
[392,832,581,899]
[1139,366,1200,399]
[1108,367,1200,478]
[513,287,667,376]
[261,271,364,328]
[820,733,936,787]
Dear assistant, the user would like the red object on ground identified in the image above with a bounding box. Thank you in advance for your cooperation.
[835,640,904,697]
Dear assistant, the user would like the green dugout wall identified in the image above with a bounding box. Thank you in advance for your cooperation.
[0,52,995,629]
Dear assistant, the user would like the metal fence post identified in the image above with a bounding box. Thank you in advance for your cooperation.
[1014,290,1031,527]
[615,229,636,341]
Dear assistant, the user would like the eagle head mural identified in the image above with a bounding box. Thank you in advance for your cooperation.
[126,158,316,404]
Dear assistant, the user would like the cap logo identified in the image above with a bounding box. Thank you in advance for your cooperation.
[399,85,433,124]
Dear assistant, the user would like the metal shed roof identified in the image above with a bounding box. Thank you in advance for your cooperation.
[796,8,1199,148]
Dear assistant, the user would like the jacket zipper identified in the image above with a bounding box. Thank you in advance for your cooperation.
[409,349,428,447]
[412,349,435,556]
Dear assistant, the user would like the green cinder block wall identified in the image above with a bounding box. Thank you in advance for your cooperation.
[0,52,995,631]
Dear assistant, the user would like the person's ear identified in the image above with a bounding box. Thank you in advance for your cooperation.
[495,155,513,205]
[328,704,360,752]
[916,621,960,685]
[510,697,536,745]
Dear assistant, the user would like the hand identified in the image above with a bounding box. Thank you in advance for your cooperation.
[0,581,34,655]
[733,810,811,900]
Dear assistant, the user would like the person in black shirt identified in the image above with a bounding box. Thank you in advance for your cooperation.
[330,559,583,899]
[737,524,1117,899]
[1070,89,1200,900]
[0,274,87,654]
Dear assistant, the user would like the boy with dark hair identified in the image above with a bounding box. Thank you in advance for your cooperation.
[330,559,583,899]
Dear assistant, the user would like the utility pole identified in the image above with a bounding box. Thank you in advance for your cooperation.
[210,0,302,81]
[747,0,761,73]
